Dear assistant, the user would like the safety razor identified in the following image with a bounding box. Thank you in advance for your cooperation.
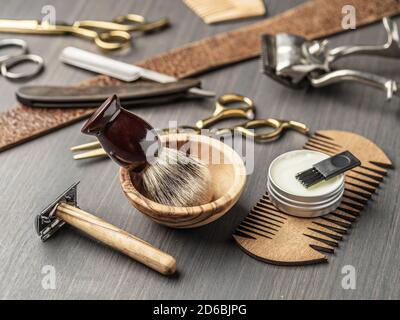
[35,182,176,275]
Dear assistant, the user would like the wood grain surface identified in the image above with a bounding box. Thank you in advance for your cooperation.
[0,0,399,299]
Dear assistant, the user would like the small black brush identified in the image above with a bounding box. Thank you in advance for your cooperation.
[296,151,361,188]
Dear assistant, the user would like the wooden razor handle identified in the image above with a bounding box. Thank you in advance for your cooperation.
[55,203,176,275]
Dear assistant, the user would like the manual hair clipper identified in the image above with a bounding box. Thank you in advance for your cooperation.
[261,17,400,100]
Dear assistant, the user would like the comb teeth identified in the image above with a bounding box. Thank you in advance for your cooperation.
[233,130,391,266]
[295,167,324,188]
[183,0,266,24]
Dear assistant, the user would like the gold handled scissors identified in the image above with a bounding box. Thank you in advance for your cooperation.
[162,93,309,141]
[71,94,309,160]
[0,14,169,51]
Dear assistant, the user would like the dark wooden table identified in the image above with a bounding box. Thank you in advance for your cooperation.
[0,0,399,299]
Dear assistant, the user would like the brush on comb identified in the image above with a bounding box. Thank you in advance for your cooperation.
[296,151,361,188]
[183,0,266,24]
[233,130,392,265]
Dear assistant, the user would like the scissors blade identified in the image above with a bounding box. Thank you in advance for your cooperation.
[60,47,215,97]
[0,19,40,30]
[0,19,70,34]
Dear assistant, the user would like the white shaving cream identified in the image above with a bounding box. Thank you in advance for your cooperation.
[270,150,342,197]
[267,150,344,217]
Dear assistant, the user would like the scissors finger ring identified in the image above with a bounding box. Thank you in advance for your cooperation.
[235,119,310,142]
[196,93,255,129]
[0,38,28,63]
[1,53,44,80]
[94,30,131,51]
[113,14,170,33]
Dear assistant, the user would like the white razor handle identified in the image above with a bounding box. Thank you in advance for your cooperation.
[60,46,175,83]
[60,47,215,97]
[60,47,142,82]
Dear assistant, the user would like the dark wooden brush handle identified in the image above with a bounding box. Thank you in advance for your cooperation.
[56,203,177,275]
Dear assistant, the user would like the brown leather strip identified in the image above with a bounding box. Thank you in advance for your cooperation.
[0,77,115,152]
[1,0,400,152]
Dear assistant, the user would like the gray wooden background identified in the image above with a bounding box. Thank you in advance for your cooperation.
[0,0,399,300]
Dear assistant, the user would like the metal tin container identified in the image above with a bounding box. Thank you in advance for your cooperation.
[267,150,344,218]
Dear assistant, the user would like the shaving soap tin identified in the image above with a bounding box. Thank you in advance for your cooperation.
[267,150,344,218]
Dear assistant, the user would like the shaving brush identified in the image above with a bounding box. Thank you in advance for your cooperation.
[81,95,213,207]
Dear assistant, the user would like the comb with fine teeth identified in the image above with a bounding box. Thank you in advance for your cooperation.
[233,130,392,265]
[183,0,266,24]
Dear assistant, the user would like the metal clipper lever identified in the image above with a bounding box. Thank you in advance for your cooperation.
[327,17,400,61]
[310,70,398,100]
[261,17,400,100]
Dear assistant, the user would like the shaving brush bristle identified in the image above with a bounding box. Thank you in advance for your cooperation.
[142,148,213,207]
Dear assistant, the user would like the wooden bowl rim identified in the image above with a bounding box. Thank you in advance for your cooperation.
[120,133,247,218]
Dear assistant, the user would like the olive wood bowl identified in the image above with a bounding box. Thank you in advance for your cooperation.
[120,133,247,228]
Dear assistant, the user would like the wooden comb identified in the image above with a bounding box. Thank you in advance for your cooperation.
[183,0,266,24]
[233,130,392,265]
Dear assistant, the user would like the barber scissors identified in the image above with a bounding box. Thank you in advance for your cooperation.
[0,14,169,51]
[71,94,310,160]
[162,94,309,141]
[0,39,44,80]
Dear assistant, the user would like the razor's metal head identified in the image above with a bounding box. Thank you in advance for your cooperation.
[261,33,329,88]
[35,182,79,242]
